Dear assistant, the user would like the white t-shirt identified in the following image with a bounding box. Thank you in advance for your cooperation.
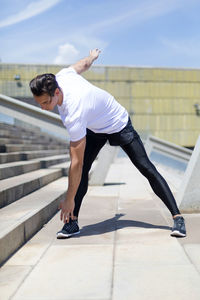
[56,67,128,142]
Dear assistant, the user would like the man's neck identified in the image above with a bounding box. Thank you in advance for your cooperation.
[58,89,63,106]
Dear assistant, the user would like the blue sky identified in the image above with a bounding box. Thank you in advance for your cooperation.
[1,0,200,68]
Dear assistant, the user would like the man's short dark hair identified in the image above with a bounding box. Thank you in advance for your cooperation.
[29,73,59,96]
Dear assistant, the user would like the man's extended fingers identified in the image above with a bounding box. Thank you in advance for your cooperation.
[64,212,70,223]
[67,212,71,223]
[60,210,63,221]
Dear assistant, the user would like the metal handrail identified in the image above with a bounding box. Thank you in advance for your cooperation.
[0,93,68,138]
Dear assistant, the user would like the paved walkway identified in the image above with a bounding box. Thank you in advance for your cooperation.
[1,156,200,300]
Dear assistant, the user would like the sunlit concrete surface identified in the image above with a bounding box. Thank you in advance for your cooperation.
[0,153,200,300]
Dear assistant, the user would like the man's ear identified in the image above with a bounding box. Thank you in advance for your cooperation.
[55,88,60,96]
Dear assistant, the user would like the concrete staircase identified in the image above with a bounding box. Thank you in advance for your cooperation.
[0,123,70,266]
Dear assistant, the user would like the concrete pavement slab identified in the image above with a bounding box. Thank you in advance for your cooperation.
[112,264,200,300]
[114,242,191,266]
[177,213,200,245]
[12,245,113,300]
[6,242,51,266]
[88,185,120,198]
[79,195,117,219]
[1,156,200,300]
[0,265,31,300]
[116,228,171,245]
[184,244,200,273]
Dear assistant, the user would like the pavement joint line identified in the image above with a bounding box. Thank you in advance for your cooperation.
[9,231,56,300]
[181,245,200,277]
[110,166,123,300]
[9,265,35,300]
[154,195,200,278]
[110,202,118,300]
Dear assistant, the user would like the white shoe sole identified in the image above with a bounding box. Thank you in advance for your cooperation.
[56,231,80,239]
[171,230,186,237]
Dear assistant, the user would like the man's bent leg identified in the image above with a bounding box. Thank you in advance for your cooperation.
[73,132,107,218]
[121,136,180,216]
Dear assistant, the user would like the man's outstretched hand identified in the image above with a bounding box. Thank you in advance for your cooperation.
[89,48,101,60]
[59,199,75,223]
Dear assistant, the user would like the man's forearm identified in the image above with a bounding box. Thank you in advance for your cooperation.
[72,48,101,74]
[66,162,83,201]
[79,56,96,72]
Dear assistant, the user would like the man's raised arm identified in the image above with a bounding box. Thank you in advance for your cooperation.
[71,48,101,74]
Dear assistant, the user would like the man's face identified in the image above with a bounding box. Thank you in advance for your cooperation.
[34,93,58,111]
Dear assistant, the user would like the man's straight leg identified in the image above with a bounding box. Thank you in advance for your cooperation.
[121,136,181,216]
[57,132,107,238]
[121,135,186,237]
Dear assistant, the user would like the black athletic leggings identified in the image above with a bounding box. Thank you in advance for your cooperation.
[73,119,180,218]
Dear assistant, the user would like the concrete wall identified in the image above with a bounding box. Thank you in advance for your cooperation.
[1,63,200,147]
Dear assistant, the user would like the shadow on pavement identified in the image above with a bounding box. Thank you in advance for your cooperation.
[78,213,171,237]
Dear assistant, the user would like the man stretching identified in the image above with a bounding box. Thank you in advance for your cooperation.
[29,49,186,238]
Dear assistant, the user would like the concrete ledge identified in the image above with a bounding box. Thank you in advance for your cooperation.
[145,135,192,162]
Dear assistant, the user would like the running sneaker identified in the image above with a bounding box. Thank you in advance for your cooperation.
[171,216,186,237]
[56,219,80,239]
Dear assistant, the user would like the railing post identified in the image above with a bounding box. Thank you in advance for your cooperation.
[177,135,200,212]
[89,144,119,186]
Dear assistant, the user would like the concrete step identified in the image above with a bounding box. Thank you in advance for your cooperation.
[0,126,68,146]
[0,123,40,133]
[0,154,70,180]
[39,154,70,168]
[0,162,70,208]
[0,129,68,145]
[0,137,40,145]
[0,123,48,137]
[0,176,68,266]
[0,143,67,153]
[0,125,40,136]
[0,152,21,164]
[0,137,68,146]
[0,149,68,164]
[49,161,71,176]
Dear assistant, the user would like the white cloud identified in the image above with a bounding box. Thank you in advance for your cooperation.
[53,35,108,65]
[54,43,80,65]
[0,0,62,28]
